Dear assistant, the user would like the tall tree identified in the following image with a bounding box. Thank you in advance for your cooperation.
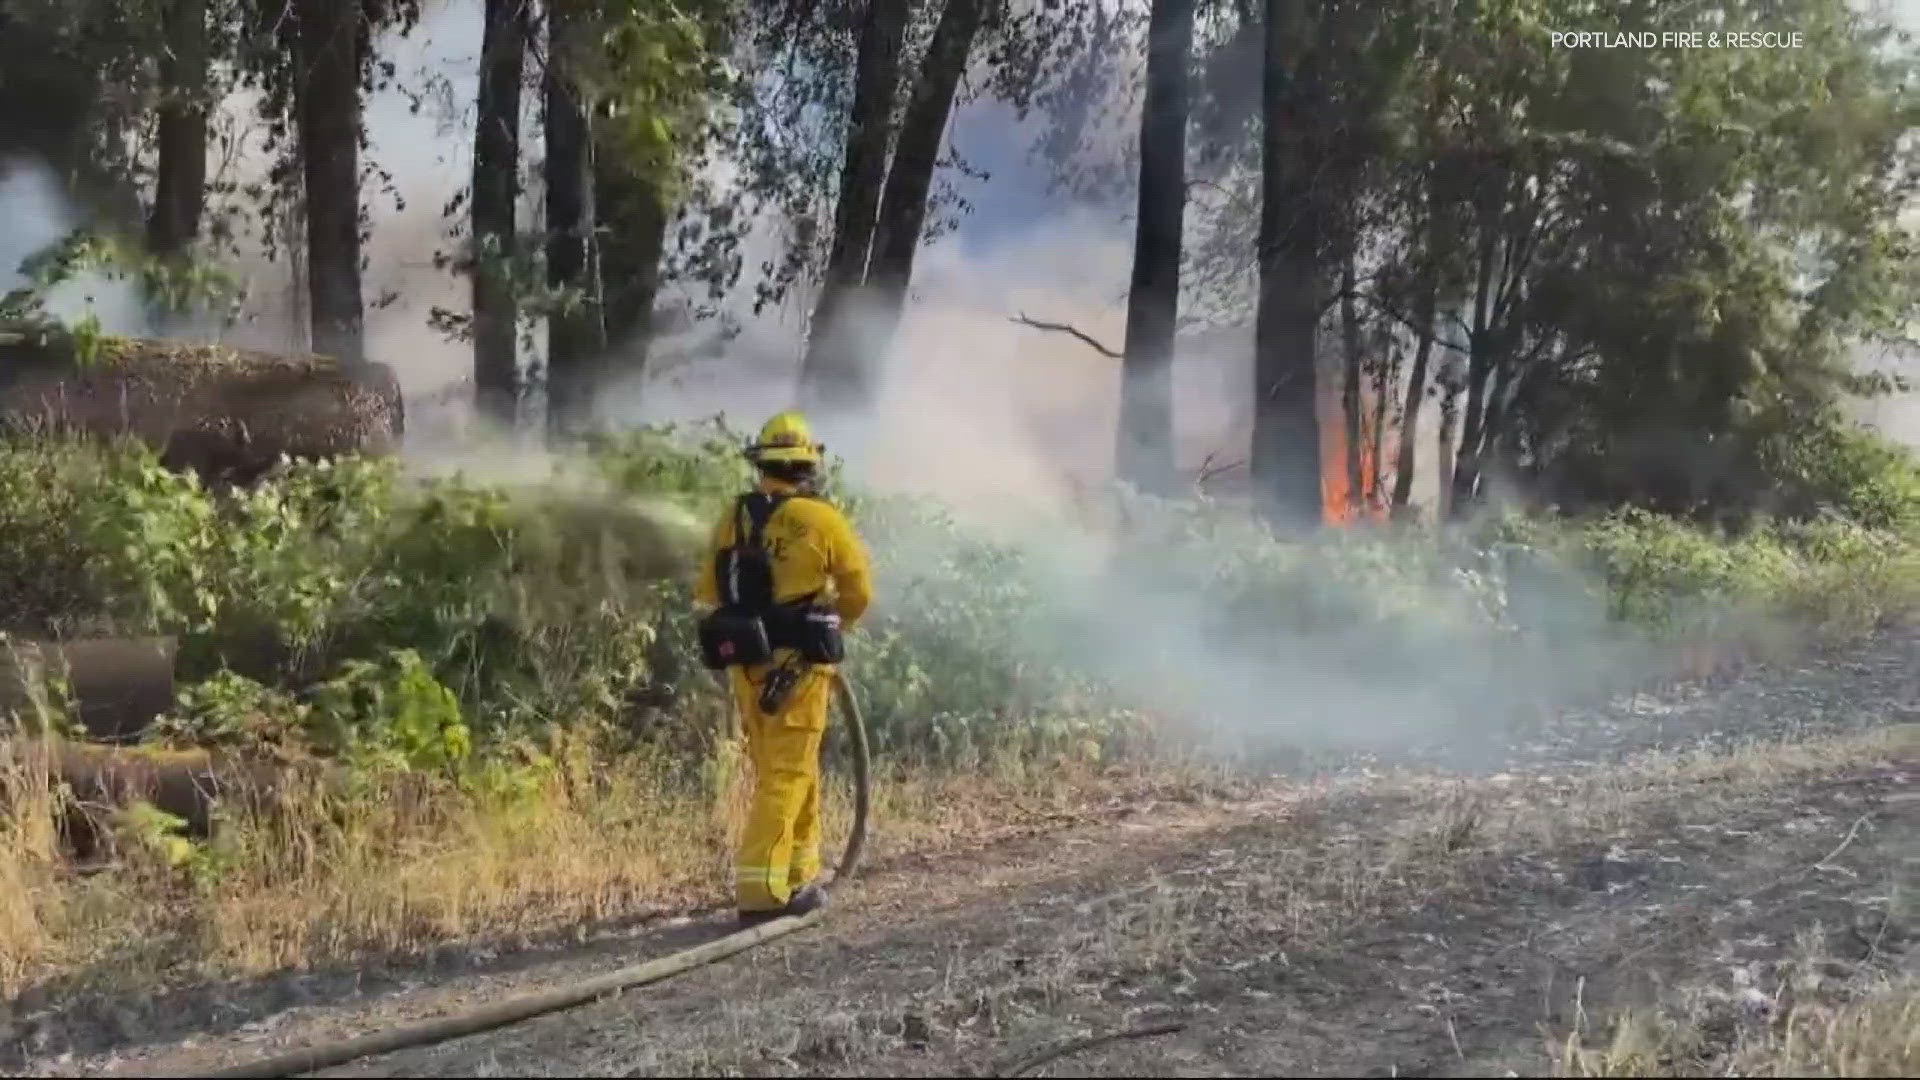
[1387,224,1439,514]
[544,1,605,440]
[596,170,668,358]
[1487,0,1919,521]
[148,0,209,265]
[862,0,991,363]
[1338,244,1362,512]
[1388,124,1449,514]
[799,0,911,416]
[472,0,528,426]
[1116,0,1195,495]
[529,0,738,428]
[292,0,366,363]
[1251,0,1323,523]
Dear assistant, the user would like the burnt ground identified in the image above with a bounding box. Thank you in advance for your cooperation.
[22,628,1920,1078]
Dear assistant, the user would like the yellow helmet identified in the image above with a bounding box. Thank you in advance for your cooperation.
[745,410,823,466]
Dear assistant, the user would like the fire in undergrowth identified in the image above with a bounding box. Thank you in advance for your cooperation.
[1318,366,1392,526]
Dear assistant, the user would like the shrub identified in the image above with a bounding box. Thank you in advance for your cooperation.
[5,418,1920,781]
[1762,418,1920,532]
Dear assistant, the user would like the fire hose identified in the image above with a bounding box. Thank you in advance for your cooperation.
[203,673,873,1080]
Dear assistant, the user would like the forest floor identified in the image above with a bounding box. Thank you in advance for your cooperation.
[17,628,1920,1078]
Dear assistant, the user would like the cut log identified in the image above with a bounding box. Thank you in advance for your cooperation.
[0,636,177,742]
[0,331,403,485]
[1,737,336,863]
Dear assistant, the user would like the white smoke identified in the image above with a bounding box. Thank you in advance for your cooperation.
[1,0,1899,771]
[0,156,150,334]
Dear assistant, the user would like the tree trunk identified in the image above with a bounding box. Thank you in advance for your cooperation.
[1389,208,1441,514]
[472,0,527,428]
[1474,356,1514,492]
[799,0,910,416]
[544,2,605,442]
[1388,60,1452,517]
[1371,330,1394,509]
[1251,0,1323,525]
[1436,344,1462,520]
[1390,303,1436,515]
[1113,0,1194,496]
[293,0,366,365]
[148,0,208,267]
[597,164,671,376]
[1339,247,1362,515]
[863,0,987,358]
[1449,221,1498,514]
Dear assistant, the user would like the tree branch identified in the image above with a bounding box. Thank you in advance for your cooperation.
[1010,311,1123,359]
[989,1021,1187,1078]
[1360,288,1470,355]
[1196,450,1245,487]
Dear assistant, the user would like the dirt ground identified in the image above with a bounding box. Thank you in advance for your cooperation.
[21,630,1920,1078]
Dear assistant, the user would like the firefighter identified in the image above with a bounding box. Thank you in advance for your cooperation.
[695,410,873,926]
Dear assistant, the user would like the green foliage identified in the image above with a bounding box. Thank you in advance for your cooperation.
[0,446,100,636]
[309,649,471,773]
[155,651,476,778]
[850,494,1127,767]
[1761,419,1920,532]
[9,417,1920,782]
[1575,509,1791,629]
[1177,0,1917,519]
[580,1,741,196]
[0,633,84,739]
[151,668,305,749]
[112,799,197,870]
[2,227,244,345]
[74,446,227,635]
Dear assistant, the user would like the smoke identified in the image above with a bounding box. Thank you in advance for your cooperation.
[593,196,1660,773]
[0,1,1880,774]
[0,156,151,334]
[360,4,1699,772]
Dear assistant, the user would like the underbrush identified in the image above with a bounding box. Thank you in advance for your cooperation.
[1558,964,1918,1077]
[0,733,1191,1002]
[3,419,1920,1000]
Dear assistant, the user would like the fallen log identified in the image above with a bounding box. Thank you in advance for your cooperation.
[1,737,345,864]
[0,330,403,485]
[0,636,177,743]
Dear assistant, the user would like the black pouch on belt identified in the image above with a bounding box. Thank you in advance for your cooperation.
[698,610,772,670]
[766,605,844,664]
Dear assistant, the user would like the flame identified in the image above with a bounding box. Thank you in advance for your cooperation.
[1318,373,1392,526]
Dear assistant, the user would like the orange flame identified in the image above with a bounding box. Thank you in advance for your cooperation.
[1318,374,1392,526]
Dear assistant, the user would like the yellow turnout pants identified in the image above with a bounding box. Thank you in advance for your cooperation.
[730,661,832,912]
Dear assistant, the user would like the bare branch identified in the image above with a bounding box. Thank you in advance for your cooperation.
[1009,311,1123,359]
[1196,450,1246,489]
[990,1021,1188,1078]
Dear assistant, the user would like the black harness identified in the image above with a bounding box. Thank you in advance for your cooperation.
[697,492,846,671]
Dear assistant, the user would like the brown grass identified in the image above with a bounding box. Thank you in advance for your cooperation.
[0,734,1201,1008]
[12,721,1908,1076]
[595,725,1919,1078]
[1541,728,1920,1078]
[1557,973,1919,1077]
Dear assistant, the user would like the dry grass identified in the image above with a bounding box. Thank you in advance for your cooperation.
[13,718,1906,1076]
[1557,972,1918,1077]
[0,735,1195,1009]
[605,725,1918,1078]
[1543,728,1920,1079]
